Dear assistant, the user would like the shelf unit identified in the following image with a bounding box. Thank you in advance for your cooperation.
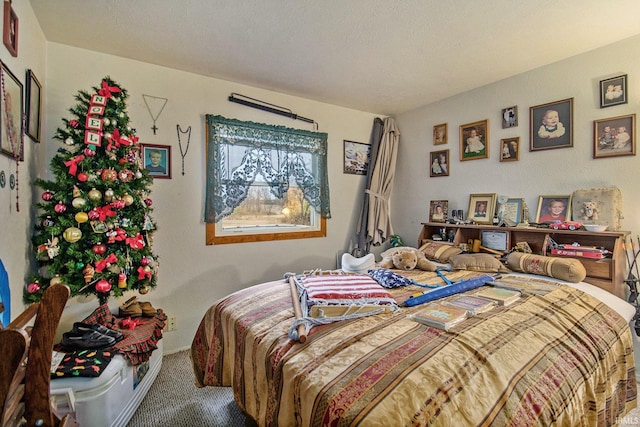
[418,222,630,299]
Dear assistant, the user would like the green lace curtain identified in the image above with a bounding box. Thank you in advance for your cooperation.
[205,115,331,223]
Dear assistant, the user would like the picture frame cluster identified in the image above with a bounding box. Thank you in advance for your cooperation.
[428,73,634,178]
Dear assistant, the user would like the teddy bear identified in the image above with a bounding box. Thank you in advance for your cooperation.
[580,200,599,221]
[378,246,437,271]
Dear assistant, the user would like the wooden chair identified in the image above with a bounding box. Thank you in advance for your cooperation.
[0,284,78,427]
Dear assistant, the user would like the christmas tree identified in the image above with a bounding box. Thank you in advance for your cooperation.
[27,77,158,305]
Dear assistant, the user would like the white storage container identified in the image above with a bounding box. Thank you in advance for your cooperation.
[50,339,163,427]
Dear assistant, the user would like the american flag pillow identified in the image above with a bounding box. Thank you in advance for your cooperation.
[301,274,397,307]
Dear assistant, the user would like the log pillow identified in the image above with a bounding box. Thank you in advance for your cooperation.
[419,242,462,263]
[505,252,586,283]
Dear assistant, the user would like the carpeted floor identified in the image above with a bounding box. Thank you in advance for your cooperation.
[129,350,640,427]
[126,350,245,427]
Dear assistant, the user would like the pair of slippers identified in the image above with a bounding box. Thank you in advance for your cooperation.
[60,322,124,351]
[118,296,158,318]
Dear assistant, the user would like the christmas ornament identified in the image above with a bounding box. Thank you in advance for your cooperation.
[119,169,134,182]
[42,191,54,201]
[95,279,112,293]
[139,286,150,295]
[50,275,63,286]
[88,209,100,221]
[75,212,89,223]
[63,227,82,243]
[45,237,60,259]
[104,188,114,202]
[82,264,95,283]
[92,243,107,255]
[73,185,81,197]
[88,188,102,201]
[72,197,87,209]
[69,119,80,128]
[54,203,67,213]
[122,193,134,206]
[42,216,54,227]
[101,169,118,182]
[118,273,127,289]
[27,282,41,294]
[140,257,150,267]
[65,137,74,145]
[77,172,89,182]
[144,198,153,206]
[112,199,125,210]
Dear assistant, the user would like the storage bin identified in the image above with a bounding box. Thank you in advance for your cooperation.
[50,339,163,427]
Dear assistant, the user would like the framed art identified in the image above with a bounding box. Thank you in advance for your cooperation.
[141,143,171,179]
[26,69,42,142]
[599,74,627,108]
[2,1,17,57]
[429,200,448,223]
[481,230,510,252]
[499,137,519,162]
[343,140,370,175]
[0,62,23,161]
[459,119,489,161]
[433,123,447,145]
[502,198,524,225]
[467,193,496,224]
[535,195,571,224]
[529,98,573,151]
[593,114,635,159]
[429,149,449,177]
[501,106,518,128]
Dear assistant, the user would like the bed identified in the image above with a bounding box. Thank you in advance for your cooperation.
[191,264,637,426]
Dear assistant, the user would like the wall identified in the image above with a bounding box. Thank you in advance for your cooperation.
[393,34,640,249]
[41,44,380,353]
[0,2,47,326]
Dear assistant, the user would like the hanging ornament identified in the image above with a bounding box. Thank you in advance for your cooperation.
[63,227,82,243]
[75,212,89,223]
[77,172,89,182]
[42,216,54,227]
[45,237,60,258]
[71,197,87,209]
[139,286,150,295]
[27,282,41,294]
[122,193,134,206]
[65,137,74,145]
[54,203,67,213]
[50,275,63,286]
[88,188,102,201]
[104,188,114,202]
[144,198,153,206]
[95,279,112,293]
[88,209,100,221]
[84,147,97,157]
[119,169,134,182]
[140,256,150,267]
[82,264,95,283]
[118,273,127,289]
[73,185,82,197]
[103,118,111,126]
[42,191,54,201]
[69,120,80,128]
[92,243,107,255]
[101,169,118,182]
[112,199,125,210]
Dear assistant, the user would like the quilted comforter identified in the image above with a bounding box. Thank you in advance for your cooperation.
[191,272,637,426]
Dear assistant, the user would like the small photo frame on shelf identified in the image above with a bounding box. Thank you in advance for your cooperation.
[499,137,519,162]
[593,114,635,159]
[429,200,448,223]
[535,195,571,224]
[141,143,171,179]
[502,198,524,225]
[501,106,518,128]
[460,119,489,161]
[433,123,447,145]
[26,69,42,143]
[599,74,627,108]
[481,230,510,252]
[467,193,496,224]
[429,149,449,177]
[0,62,23,161]
[530,98,573,151]
[343,140,370,175]
[2,1,17,57]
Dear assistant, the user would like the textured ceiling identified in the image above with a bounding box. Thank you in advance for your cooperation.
[29,0,640,115]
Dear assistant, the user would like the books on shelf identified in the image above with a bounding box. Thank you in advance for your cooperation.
[408,302,468,331]
[443,295,497,315]
[474,286,521,306]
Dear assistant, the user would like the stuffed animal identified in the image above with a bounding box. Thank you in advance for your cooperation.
[580,200,600,221]
[378,246,437,271]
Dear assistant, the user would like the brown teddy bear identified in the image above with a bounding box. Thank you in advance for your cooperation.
[378,246,437,271]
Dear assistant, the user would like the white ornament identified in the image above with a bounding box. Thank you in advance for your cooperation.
[127,126,132,131]
[103,118,111,126]
[119,112,125,118]
[111,119,117,127]
[104,132,112,139]
[65,137,74,145]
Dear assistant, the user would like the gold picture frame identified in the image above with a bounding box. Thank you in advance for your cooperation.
[460,119,489,161]
[429,200,448,223]
[467,193,496,224]
[593,114,635,159]
[433,123,447,145]
[535,195,572,224]
[499,137,519,162]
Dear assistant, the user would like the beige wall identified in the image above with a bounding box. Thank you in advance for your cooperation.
[393,34,640,249]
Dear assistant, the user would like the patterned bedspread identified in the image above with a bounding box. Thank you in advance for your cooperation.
[191,272,637,427]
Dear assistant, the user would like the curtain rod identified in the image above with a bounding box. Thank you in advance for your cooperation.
[228,93,318,130]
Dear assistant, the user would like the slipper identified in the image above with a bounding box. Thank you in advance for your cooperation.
[138,301,158,317]
[119,296,142,317]
[72,322,124,342]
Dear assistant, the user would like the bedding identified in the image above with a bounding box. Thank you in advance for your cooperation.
[191,269,637,427]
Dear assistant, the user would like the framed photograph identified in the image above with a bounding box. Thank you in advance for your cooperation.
[429,149,449,177]
[481,230,510,252]
[535,195,572,224]
[502,198,524,225]
[0,62,23,161]
[433,123,447,145]
[501,106,518,128]
[499,137,519,162]
[141,143,171,179]
[429,200,448,223]
[25,69,42,143]
[593,114,635,159]
[343,140,370,175]
[530,98,573,151]
[599,74,627,108]
[459,119,489,161]
[467,193,496,224]
[2,1,17,57]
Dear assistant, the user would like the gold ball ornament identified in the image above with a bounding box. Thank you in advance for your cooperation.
[122,193,134,206]
[139,286,150,295]
[88,188,102,201]
[50,275,63,286]
[72,197,87,209]
[74,212,89,223]
[63,227,83,243]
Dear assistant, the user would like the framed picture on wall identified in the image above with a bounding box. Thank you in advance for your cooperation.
[429,149,449,177]
[2,2,17,57]
[530,98,573,151]
[433,123,447,145]
[535,195,572,224]
[599,74,627,108]
[499,137,519,162]
[459,119,489,161]
[25,69,42,142]
[593,114,635,159]
[141,143,172,179]
[0,62,23,161]
[501,106,518,128]
[343,140,371,175]
[429,200,448,223]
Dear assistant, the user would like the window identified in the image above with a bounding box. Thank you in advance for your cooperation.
[205,115,331,244]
